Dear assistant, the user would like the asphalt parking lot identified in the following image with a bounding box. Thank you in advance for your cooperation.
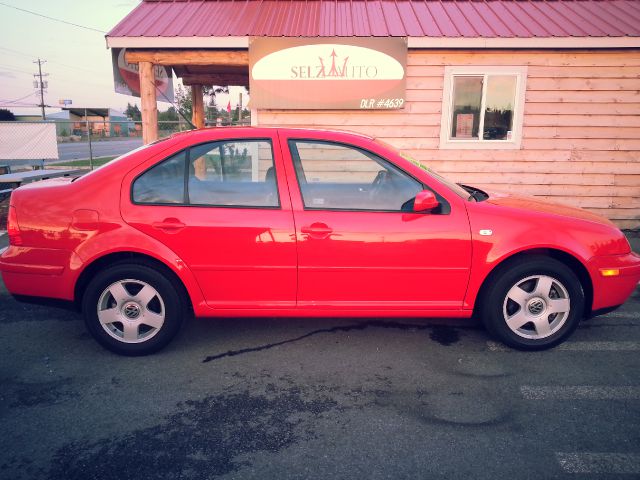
[1,233,639,480]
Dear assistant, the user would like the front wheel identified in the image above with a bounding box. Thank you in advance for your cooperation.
[82,261,186,355]
[480,256,585,350]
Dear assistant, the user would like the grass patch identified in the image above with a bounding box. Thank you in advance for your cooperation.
[54,157,116,168]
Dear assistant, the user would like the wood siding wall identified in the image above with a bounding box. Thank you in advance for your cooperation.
[257,50,640,229]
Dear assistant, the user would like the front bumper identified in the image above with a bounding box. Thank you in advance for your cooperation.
[588,252,640,311]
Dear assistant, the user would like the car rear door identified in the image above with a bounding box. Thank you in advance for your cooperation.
[120,130,297,310]
[279,130,472,312]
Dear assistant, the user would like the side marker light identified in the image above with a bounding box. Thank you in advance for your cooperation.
[600,269,620,277]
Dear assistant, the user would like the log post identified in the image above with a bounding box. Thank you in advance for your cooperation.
[139,61,158,144]
[191,85,205,129]
[191,84,206,179]
[126,50,249,66]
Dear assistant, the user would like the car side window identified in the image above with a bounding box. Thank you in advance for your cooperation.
[132,140,279,208]
[132,151,186,204]
[188,140,278,207]
[289,140,423,211]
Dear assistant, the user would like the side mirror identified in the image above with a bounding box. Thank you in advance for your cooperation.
[413,190,439,212]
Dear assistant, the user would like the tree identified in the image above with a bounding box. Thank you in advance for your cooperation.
[124,103,141,121]
[175,85,192,121]
[175,84,249,125]
[205,85,229,101]
[232,107,250,124]
[0,108,16,121]
[158,106,178,122]
[176,85,229,125]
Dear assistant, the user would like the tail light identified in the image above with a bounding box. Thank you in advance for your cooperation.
[7,206,23,246]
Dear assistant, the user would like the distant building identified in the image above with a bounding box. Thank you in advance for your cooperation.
[47,108,136,137]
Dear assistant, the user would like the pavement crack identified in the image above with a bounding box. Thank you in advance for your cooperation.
[202,321,459,363]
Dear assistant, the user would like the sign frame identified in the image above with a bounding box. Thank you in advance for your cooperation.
[249,37,407,110]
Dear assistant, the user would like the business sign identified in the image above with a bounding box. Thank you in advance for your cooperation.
[249,38,406,110]
[111,48,174,103]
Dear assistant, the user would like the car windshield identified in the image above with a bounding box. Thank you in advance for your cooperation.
[374,139,472,200]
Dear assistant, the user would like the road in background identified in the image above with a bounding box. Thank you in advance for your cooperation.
[53,138,143,161]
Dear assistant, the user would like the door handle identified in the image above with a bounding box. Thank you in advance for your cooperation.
[152,218,186,233]
[300,222,333,239]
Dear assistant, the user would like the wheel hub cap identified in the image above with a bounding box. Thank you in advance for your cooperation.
[123,302,141,319]
[526,297,546,316]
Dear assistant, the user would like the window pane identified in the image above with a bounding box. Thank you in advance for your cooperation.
[132,152,185,204]
[450,76,483,139]
[291,141,422,211]
[188,140,278,207]
[483,75,517,140]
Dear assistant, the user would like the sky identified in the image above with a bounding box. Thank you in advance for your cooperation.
[0,0,244,116]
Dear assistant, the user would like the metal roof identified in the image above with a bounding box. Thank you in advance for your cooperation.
[108,0,640,39]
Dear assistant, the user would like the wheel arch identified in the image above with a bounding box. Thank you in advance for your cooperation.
[473,248,594,318]
[74,251,194,313]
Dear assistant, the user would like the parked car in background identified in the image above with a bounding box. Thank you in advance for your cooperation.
[1,128,639,355]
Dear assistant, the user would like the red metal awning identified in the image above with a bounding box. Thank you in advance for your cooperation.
[108,0,640,39]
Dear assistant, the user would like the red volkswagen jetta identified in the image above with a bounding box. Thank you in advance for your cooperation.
[1,128,638,355]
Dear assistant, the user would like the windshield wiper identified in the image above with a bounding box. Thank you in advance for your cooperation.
[459,184,487,202]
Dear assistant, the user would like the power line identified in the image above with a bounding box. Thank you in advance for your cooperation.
[0,2,107,34]
[0,92,34,104]
[0,52,112,89]
[2,66,114,90]
[0,64,33,75]
[0,47,34,60]
[0,46,107,75]
[48,59,105,76]
[0,46,32,57]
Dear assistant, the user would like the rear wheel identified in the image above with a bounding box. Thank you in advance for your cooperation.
[480,256,584,350]
[82,261,186,355]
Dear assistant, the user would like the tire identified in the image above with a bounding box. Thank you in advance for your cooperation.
[82,260,186,356]
[480,256,585,351]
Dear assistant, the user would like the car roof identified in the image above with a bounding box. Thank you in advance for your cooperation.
[170,126,374,141]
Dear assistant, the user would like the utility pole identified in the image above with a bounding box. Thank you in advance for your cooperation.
[33,59,48,120]
[85,108,94,170]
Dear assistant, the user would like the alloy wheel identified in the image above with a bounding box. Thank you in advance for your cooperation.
[502,274,571,340]
[97,279,166,343]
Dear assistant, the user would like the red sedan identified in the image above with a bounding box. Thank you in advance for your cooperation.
[1,128,638,355]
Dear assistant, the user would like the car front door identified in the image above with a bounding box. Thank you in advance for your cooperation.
[120,132,297,310]
[280,132,472,312]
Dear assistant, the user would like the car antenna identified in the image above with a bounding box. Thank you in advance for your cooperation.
[151,80,196,130]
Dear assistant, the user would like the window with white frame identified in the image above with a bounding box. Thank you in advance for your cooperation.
[440,66,527,149]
